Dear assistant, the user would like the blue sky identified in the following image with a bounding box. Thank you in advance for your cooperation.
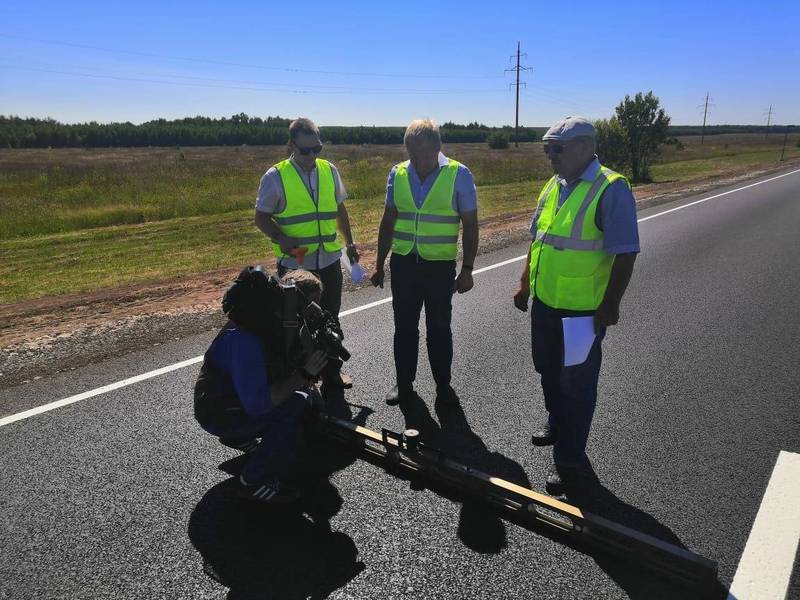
[1,0,797,126]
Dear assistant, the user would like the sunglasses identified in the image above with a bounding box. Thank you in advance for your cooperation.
[296,144,323,156]
[543,143,564,155]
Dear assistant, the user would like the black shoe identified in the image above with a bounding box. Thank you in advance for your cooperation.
[531,424,558,447]
[238,475,300,505]
[219,437,259,453]
[324,370,354,390]
[435,385,460,406]
[545,465,586,496]
[386,384,415,406]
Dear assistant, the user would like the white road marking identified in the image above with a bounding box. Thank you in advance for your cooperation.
[726,450,800,600]
[2,167,799,428]
[0,356,203,427]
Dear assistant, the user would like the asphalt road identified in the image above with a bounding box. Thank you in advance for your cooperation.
[2,168,799,600]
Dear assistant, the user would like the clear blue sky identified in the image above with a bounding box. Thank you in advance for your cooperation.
[1,0,797,127]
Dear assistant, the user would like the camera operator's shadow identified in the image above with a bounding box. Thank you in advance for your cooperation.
[399,396,724,598]
[188,394,370,600]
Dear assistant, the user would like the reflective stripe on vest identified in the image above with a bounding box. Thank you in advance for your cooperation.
[528,165,629,310]
[272,159,341,259]
[391,159,460,261]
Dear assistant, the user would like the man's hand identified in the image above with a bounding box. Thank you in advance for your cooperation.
[593,300,620,333]
[370,268,385,288]
[454,269,474,294]
[513,283,530,312]
[278,234,298,256]
[302,349,329,379]
[346,243,360,264]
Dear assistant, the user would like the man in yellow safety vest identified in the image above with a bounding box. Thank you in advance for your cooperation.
[371,119,479,407]
[254,117,359,392]
[513,116,640,497]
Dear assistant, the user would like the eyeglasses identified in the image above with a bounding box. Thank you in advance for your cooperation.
[296,144,323,156]
[543,144,564,155]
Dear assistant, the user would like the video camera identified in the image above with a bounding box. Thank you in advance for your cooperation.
[222,265,350,367]
[279,277,351,363]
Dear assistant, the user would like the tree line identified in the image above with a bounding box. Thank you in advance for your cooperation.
[0,114,541,149]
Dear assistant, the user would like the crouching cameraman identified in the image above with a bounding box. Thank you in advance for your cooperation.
[194,266,330,505]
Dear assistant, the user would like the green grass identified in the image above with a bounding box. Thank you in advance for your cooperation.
[0,179,543,303]
[2,134,799,304]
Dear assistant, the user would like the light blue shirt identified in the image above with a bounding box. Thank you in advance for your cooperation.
[529,156,640,255]
[385,152,477,213]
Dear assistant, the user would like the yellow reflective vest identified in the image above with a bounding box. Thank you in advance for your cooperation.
[529,165,629,310]
[391,160,461,261]
[272,158,341,259]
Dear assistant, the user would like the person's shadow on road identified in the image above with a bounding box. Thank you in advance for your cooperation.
[401,394,726,599]
[188,392,369,600]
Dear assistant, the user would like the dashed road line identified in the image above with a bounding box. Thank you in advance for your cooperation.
[726,450,800,600]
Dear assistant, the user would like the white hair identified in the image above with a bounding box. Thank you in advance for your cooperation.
[403,119,441,148]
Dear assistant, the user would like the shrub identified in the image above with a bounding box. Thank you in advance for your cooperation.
[594,118,629,172]
[487,132,510,149]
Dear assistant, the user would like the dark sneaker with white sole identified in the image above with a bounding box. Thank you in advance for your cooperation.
[238,475,300,505]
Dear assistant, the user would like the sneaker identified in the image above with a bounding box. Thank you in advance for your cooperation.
[219,437,259,453]
[238,475,300,505]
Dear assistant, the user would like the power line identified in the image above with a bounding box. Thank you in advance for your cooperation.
[0,33,505,80]
[504,42,531,147]
[0,64,509,96]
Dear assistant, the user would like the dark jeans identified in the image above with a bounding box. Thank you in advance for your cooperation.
[390,252,456,389]
[278,260,343,319]
[204,392,309,485]
[531,298,606,467]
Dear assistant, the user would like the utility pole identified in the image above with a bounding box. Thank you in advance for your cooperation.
[780,125,792,161]
[699,92,713,145]
[765,104,773,139]
[505,42,531,148]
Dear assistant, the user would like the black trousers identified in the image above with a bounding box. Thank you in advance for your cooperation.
[277,260,343,319]
[531,298,606,467]
[390,252,456,389]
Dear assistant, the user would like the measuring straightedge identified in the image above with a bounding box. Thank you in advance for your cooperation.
[315,413,718,589]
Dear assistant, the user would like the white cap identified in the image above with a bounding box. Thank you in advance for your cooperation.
[542,116,596,141]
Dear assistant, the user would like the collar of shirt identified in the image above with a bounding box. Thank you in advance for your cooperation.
[407,152,450,185]
[557,155,600,188]
[289,155,317,176]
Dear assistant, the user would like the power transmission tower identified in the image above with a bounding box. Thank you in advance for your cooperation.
[780,125,793,161]
[765,105,773,139]
[505,42,531,147]
[698,92,714,145]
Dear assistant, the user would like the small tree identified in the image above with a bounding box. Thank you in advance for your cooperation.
[487,132,510,149]
[614,91,670,182]
[594,118,628,173]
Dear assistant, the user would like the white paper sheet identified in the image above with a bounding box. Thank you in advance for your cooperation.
[340,254,366,283]
[562,316,596,367]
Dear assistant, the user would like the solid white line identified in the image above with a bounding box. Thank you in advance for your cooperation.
[0,356,203,427]
[2,166,799,428]
[726,450,800,600]
[638,167,800,224]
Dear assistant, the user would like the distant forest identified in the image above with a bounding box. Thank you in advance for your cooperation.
[0,114,788,149]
